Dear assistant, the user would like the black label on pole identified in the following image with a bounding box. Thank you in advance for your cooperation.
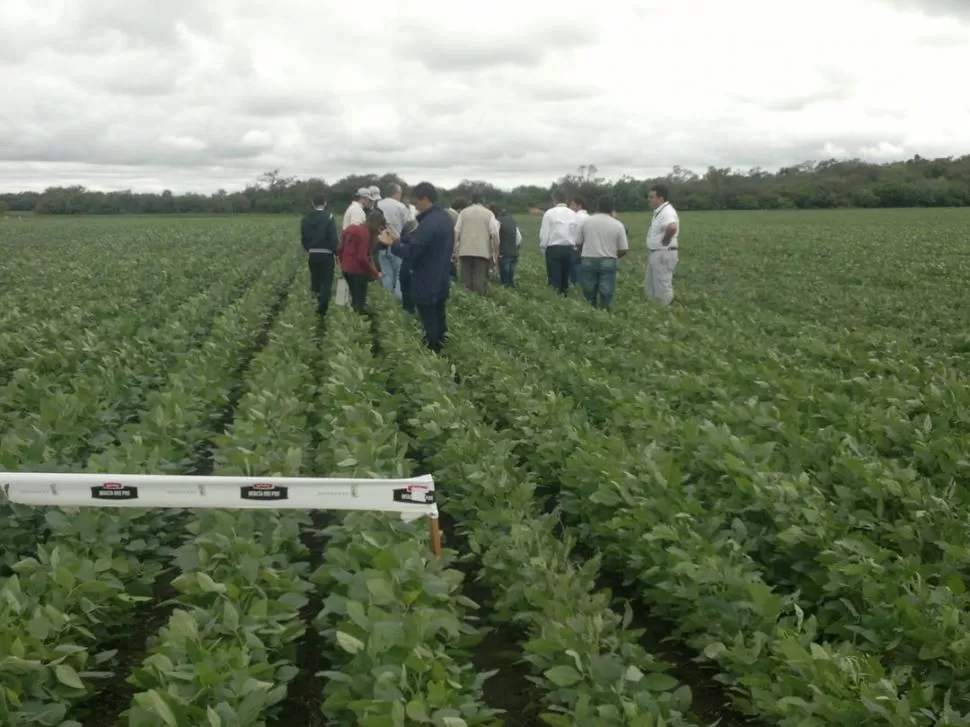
[240,483,289,501]
[91,483,139,500]
[392,487,435,505]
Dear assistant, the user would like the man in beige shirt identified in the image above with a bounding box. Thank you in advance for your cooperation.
[576,197,628,310]
[453,194,499,294]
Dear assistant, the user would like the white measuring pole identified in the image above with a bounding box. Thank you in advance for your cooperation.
[1,472,442,555]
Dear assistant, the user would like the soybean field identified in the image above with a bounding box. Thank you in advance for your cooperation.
[1,208,970,727]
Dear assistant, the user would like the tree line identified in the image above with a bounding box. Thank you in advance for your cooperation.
[2,154,970,216]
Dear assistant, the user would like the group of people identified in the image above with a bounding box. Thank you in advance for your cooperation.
[299,181,680,351]
[536,184,679,309]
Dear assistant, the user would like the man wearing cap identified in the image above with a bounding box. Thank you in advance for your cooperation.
[376,184,412,300]
[343,188,372,230]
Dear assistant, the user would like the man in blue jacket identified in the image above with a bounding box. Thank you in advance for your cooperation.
[378,182,452,352]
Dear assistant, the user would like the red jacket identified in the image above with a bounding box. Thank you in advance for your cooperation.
[338,225,381,278]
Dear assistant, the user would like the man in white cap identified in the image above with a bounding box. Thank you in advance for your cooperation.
[343,188,372,229]
[376,183,412,299]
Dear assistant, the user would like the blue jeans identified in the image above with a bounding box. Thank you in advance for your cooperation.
[580,257,618,309]
[379,248,402,300]
[498,256,517,287]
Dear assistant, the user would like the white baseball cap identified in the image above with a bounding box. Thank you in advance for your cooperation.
[355,187,370,198]
[367,185,382,201]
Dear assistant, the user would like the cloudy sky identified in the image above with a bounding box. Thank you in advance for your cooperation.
[1,0,968,193]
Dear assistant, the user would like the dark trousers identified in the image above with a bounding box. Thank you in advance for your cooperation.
[498,256,517,287]
[308,253,335,314]
[568,246,582,284]
[343,272,371,314]
[400,265,415,314]
[460,256,489,295]
[416,298,447,352]
[545,245,573,295]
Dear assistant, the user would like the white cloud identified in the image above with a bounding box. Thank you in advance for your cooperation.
[0,0,968,193]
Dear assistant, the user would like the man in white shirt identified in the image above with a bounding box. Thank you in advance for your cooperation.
[539,189,580,294]
[644,184,680,306]
[343,188,372,229]
[568,196,588,284]
[376,184,412,300]
[576,197,628,310]
[454,194,500,294]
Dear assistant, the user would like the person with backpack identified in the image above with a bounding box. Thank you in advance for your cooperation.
[300,192,339,316]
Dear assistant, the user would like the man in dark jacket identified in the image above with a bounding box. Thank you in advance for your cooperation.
[378,182,452,352]
[300,192,339,316]
[489,204,520,287]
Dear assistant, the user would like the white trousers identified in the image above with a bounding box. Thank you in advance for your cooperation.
[644,248,678,306]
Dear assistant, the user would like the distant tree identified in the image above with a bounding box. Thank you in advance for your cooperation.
[17,154,970,215]
[0,200,8,215]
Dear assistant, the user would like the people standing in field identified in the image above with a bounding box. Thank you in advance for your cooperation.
[300,192,339,317]
[376,184,412,301]
[539,189,580,295]
[644,184,680,306]
[489,204,522,288]
[343,188,373,229]
[568,197,588,284]
[338,209,383,314]
[576,197,628,310]
[454,194,500,294]
[378,182,453,352]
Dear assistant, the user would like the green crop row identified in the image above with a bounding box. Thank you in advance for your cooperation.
[373,293,698,727]
[459,287,970,706]
[441,290,970,726]
[124,282,315,725]
[0,251,300,722]
[0,260,300,726]
[309,306,499,726]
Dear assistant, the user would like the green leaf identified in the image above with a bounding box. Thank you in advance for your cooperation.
[643,672,679,691]
[624,665,645,682]
[223,601,239,630]
[134,690,178,726]
[406,699,430,722]
[544,665,582,687]
[55,664,86,690]
[207,707,222,727]
[197,572,227,593]
[345,600,369,629]
[336,630,365,655]
[366,578,397,605]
